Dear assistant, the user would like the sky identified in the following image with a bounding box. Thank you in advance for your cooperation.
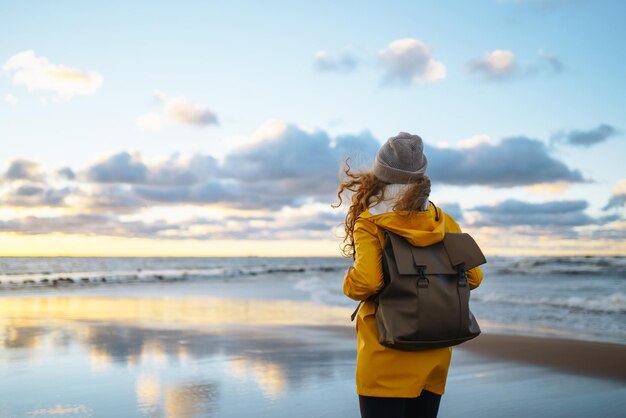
[0,0,624,256]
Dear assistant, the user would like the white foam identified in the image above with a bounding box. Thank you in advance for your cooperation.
[474,291,626,314]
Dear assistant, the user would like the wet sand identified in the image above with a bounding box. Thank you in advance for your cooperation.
[0,295,624,417]
[458,332,626,381]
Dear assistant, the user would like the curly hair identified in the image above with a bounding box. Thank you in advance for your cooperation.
[333,158,431,258]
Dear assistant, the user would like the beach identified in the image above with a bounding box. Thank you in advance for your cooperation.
[0,256,624,417]
[1,291,625,418]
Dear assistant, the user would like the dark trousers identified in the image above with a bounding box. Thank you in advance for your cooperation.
[359,390,442,418]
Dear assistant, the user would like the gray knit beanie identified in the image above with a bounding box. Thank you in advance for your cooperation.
[372,132,428,184]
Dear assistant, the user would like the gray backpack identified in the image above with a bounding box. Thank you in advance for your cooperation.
[351,231,486,351]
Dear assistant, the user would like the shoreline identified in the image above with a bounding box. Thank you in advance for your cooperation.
[457,332,626,382]
[318,325,626,382]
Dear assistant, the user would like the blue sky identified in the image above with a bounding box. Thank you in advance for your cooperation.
[0,0,624,256]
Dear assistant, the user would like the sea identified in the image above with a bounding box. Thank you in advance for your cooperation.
[1,255,625,345]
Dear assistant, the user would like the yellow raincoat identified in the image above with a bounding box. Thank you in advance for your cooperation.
[343,203,483,397]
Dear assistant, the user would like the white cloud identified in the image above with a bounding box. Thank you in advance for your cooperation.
[313,49,358,73]
[2,158,43,182]
[137,91,219,131]
[4,94,17,105]
[378,38,446,85]
[165,97,218,126]
[467,49,564,80]
[525,181,572,194]
[613,180,626,195]
[3,50,103,97]
[603,180,626,211]
[457,134,492,149]
[251,119,289,143]
[467,49,517,79]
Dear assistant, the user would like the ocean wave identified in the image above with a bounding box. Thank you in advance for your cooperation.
[0,263,348,289]
[487,256,626,277]
[473,291,626,314]
[294,276,350,307]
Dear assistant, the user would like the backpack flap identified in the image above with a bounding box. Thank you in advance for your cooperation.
[443,233,486,271]
[385,231,457,275]
[409,242,457,274]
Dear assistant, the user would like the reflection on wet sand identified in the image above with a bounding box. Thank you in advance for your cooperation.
[0,296,355,417]
[0,296,350,327]
[227,358,287,399]
[136,374,162,415]
[165,382,219,418]
[1,323,45,349]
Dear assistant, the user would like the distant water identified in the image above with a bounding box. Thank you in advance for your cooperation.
[1,256,625,344]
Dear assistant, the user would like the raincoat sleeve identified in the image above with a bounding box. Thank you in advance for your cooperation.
[343,219,384,301]
[444,213,484,290]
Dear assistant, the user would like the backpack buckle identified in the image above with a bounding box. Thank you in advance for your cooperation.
[457,270,468,287]
[416,267,429,288]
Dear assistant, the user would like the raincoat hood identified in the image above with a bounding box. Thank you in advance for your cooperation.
[358,203,446,247]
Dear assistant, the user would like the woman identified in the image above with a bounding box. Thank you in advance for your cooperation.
[336,132,483,418]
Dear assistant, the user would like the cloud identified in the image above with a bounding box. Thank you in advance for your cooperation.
[137,91,218,131]
[56,167,76,180]
[525,181,571,194]
[467,49,564,80]
[0,214,182,237]
[3,50,103,97]
[4,125,589,217]
[0,121,597,246]
[313,49,358,73]
[165,97,218,126]
[85,152,148,183]
[133,181,229,205]
[537,48,565,74]
[77,121,379,210]
[0,204,341,240]
[467,50,517,80]
[77,184,146,212]
[332,132,381,167]
[1,159,75,208]
[84,152,219,187]
[2,159,43,182]
[216,121,380,207]
[0,183,73,207]
[552,124,619,147]
[588,222,626,241]
[221,122,336,182]
[426,136,585,186]
[378,38,446,85]
[469,199,595,227]
[603,180,626,211]
[439,202,464,221]
[94,123,370,210]
[147,154,218,186]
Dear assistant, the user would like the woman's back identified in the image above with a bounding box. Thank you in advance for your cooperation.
[343,203,483,398]
[336,132,484,418]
